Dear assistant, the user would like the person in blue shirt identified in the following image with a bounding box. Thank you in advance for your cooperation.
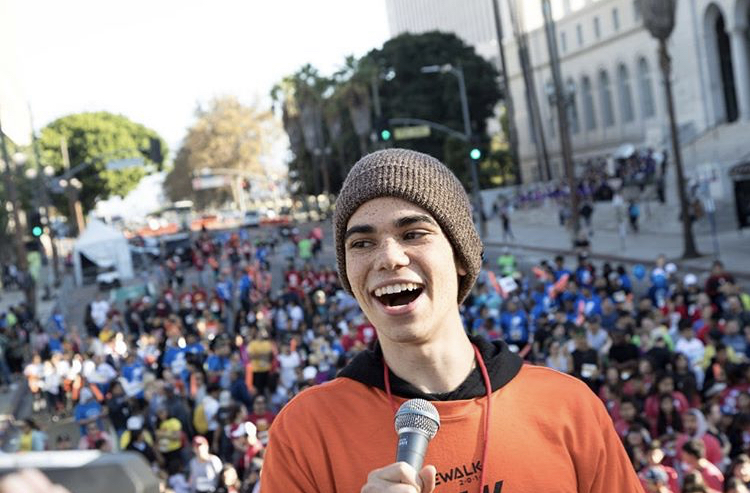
[577,287,603,318]
[575,256,595,289]
[206,338,232,387]
[530,283,553,321]
[616,265,632,294]
[184,333,206,361]
[162,338,189,383]
[121,352,146,399]
[553,255,572,282]
[215,276,233,304]
[500,299,530,349]
[74,387,104,436]
[239,269,254,312]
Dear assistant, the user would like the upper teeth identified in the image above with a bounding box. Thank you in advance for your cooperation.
[373,283,421,297]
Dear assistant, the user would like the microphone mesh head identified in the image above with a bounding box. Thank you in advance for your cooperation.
[394,399,440,440]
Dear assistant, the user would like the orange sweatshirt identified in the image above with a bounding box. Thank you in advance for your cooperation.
[261,340,643,493]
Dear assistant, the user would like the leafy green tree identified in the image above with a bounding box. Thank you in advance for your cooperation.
[364,31,501,186]
[274,32,502,195]
[164,96,278,209]
[38,112,166,217]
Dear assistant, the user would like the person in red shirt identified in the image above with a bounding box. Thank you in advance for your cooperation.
[676,408,725,467]
[247,396,275,446]
[705,260,736,308]
[614,397,651,439]
[644,374,690,422]
[681,438,724,492]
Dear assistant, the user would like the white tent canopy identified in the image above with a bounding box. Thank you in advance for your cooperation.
[73,219,134,286]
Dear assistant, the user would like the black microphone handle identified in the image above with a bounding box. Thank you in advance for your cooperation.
[396,430,431,471]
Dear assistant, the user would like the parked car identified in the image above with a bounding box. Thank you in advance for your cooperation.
[243,210,261,227]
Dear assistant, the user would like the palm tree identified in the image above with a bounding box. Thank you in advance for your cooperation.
[334,56,374,157]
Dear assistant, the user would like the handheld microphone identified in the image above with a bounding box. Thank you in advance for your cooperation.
[394,399,440,471]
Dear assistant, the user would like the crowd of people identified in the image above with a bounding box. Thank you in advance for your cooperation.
[505,147,665,212]
[0,215,749,492]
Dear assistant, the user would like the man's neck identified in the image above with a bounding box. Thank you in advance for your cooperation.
[380,322,476,395]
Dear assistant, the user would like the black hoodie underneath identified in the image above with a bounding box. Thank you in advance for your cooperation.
[337,335,524,401]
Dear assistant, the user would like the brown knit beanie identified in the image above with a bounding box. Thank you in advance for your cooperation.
[333,148,483,303]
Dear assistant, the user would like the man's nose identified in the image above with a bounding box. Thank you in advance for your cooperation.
[375,238,409,270]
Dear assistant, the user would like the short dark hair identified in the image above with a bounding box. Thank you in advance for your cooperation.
[682,438,705,459]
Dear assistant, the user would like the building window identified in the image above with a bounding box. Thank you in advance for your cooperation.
[567,78,580,134]
[577,24,584,46]
[581,76,597,131]
[593,17,601,39]
[634,0,642,22]
[599,70,616,127]
[561,31,567,53]
[617,64,635,123]
[612,8,620,31]
[638,57,656,118]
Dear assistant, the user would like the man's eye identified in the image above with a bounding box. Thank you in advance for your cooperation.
[349,239,372,249]
[404,231,427,241]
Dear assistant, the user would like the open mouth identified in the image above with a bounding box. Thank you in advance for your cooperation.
[372,283,424,307]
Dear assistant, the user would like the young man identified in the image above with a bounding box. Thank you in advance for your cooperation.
[261,149,641,492]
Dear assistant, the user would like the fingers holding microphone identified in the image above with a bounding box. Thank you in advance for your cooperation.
[361,462,437,493]
[363,398,441,493]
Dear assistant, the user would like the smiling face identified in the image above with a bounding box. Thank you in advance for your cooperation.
[344,197,466,346]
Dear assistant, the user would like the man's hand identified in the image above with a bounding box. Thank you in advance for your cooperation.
[361,462,437,493]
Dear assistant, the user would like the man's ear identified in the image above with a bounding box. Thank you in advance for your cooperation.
[455,256,468,277]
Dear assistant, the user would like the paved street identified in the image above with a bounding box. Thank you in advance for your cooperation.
[483,199,750,281]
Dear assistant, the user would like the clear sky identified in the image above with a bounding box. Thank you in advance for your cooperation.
[13,0,391,157]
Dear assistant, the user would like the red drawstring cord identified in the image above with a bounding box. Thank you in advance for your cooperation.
[474,344,492,493]
[383,344,492,492]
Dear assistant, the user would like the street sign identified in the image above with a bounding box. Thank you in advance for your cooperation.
[191,175,232,190]
[106,157,144,171]
[394,125,431,141]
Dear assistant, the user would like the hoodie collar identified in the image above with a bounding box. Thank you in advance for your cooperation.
[337,335,523,400]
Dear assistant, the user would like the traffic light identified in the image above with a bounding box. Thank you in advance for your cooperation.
[28,212,43,238]
[469,136,483,160]
[376,117,392,142]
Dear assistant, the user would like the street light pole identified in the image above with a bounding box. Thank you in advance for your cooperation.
[541,0,580,243]
[29,109,61,285]
[642,0,701,258]
[421,64,486,237]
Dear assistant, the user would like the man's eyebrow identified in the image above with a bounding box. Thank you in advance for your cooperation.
[344,224,375,241]
[395,214,437,229]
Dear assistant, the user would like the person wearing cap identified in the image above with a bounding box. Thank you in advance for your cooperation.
[260,149,641,492]
[229,421,263,489]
